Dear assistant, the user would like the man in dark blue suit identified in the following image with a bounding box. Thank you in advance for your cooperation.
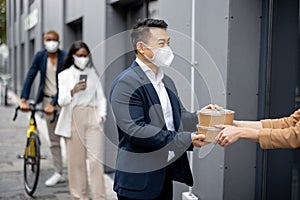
[110,19,206,200]
[20,30,66,186]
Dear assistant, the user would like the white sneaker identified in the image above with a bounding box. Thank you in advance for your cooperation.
[45,172,66,186]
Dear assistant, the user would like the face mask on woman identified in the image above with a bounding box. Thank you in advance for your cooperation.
[44,41,59,53]
[73,55,90,70]
[143,43,174,67]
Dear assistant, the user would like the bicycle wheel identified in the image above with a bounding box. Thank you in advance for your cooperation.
[23,132,40,196]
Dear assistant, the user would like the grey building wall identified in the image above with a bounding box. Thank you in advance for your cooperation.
[43,0,64,44]
[8,0,60,96]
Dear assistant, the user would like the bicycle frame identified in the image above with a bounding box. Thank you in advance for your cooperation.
[26,117,37,138]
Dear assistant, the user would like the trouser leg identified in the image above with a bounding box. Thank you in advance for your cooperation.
[66,106,89,200]
[43,97,63,174]
[86,107,106,200]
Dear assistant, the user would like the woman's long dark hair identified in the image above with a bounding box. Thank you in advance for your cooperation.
[60,40,94,72]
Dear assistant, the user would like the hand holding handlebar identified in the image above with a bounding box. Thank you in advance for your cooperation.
[13,104,57,123]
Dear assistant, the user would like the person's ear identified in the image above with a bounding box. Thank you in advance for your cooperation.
[136,42,145,54]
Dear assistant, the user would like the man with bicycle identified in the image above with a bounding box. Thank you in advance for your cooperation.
[20,30,66,187]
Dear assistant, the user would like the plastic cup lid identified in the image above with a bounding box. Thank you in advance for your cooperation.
[196,125,221,131]
[197,109,235,116]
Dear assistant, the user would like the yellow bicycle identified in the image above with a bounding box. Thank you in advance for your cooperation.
[13,104,56,196]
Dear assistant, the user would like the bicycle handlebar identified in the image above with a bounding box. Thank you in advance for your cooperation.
[13,105,57,123]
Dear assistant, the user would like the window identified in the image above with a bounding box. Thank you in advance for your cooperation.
[147,0,159,18]
[13,0,16,22]
[20,44,25,83]
[29,0,35,6]
[20,0,23,15]
[29,39,35,65]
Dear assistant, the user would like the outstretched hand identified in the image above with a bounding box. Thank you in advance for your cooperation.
[214,125,242,147]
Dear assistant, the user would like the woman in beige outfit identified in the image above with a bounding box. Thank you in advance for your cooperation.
[215,108,300,149]
[55,41,107,200]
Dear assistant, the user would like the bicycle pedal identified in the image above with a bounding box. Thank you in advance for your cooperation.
[17,154,24,159]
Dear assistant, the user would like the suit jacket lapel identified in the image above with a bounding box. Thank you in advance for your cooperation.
[131,61,166,126]
[131,61,161,104]
[40,51,48,85]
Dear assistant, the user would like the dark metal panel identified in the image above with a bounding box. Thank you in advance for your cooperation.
[257,0,299,199]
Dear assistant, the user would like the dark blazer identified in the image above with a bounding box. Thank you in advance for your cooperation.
[21,49,66,105]
[110,61,198,199]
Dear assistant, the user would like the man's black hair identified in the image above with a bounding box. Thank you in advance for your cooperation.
[130,18,168,53]
[132,18,168,29]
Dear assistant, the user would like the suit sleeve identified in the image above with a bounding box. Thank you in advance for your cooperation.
[21,52,41,100]
[180,102,198,132]
[179,102,197,151]
[110,78,192,152]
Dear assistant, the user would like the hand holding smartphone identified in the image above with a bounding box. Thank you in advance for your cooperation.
[71,74,88,96]
[79,74,87,90]
[79,74,88,82]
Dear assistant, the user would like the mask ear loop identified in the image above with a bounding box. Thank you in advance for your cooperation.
[140,42,156,53]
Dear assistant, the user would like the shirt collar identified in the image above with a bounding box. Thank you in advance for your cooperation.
[135,58,164,84]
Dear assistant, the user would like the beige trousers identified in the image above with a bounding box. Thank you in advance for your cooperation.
[43,97,63,174]
[66,106,106,200]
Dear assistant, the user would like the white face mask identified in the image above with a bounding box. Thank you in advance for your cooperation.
[44,41,59,53]
[73,55,89,70]
[143,44,174,67]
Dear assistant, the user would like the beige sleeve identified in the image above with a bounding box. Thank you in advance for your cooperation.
[261,108,300,129]
[258,122,300,149]
[258,109,300,149]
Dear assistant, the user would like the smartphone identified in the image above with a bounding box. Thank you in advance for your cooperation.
[79,74,88,82]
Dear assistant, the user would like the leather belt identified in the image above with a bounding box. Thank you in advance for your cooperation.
[44,94,55,99]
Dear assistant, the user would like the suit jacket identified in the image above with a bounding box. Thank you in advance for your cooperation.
[21,49,66,105]
[110,61,198,199]
[259,108,300,149]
